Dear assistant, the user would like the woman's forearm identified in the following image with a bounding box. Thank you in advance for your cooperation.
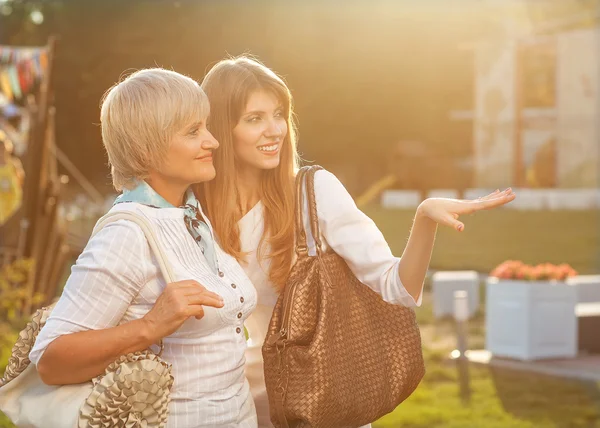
[37,318,157,385]
[397,204,438,302]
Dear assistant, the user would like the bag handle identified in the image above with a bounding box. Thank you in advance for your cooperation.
[293,165,324,256]
[305,165,324,254]
[92,211,175,284]
[91,211,176,357]
[294,166,311,254]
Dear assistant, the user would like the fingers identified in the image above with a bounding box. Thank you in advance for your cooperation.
[479,189,500,200]
[167,280,206,292]
[163,280,225,316]
[443,214,465,232]
[436,188,516,232]
[186,292,224,309]
[184,287,223,302]
[186,292,223,321]
[476,189,516,210]
[189,306,205,320]
[166,280,223,301]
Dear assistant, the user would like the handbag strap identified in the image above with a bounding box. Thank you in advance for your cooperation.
[294,165,324,256]
[91,211,175,357]
[294,166,311,254]
[305,165,324,254]
[91,210,175,284]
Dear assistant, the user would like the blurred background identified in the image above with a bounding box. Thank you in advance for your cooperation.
[0,0,599,427]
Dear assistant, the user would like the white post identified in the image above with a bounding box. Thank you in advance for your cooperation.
[454,290,471,403]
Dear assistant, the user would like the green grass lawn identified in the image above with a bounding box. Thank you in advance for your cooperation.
[364,207,600,275]
[373,324,600,428]
[374,360,600,428]
[372,280,600,427]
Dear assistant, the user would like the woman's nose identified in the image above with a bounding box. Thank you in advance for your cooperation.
[265,119,283,138]
[202,131,219,150]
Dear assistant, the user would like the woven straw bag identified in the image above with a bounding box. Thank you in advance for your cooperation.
[262,165,426,428]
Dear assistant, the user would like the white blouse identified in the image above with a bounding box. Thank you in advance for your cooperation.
[30,202,258,428]
[239,169,422,428]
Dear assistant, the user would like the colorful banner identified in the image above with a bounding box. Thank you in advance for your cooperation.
[0,45,48,103]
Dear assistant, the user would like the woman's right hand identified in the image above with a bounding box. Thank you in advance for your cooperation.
[142,280,224,341]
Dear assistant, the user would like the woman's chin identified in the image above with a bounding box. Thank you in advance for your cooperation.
[191,165,217,183]
[257,156,281,171]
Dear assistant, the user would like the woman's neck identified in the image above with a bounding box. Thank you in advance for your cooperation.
[145,176,188,207]
[236,167,262,216]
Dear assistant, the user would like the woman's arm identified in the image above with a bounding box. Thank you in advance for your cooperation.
[37,318,156,385]
[396,208,437,302]
[32,220,153,384]
[32,220,225,385]
[37,280,223,385]
[398,188,515,300]
[311,170,515,306]
[309,170,421,306]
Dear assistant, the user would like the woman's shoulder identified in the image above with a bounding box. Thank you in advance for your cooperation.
[297,167,344,192]
[309,168,351,199]
[91,203,154,244]
[313,168,337,185]
[108,201,159,217]
[300,167,355,217]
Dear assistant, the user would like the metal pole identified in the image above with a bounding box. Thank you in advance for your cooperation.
[454,290,471,404]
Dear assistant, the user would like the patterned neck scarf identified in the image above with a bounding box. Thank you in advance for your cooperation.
[114,181,219,274]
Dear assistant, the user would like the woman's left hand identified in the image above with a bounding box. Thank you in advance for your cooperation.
[417,188,516,232]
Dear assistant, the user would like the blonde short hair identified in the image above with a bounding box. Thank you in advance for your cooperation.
[100,68,209,191]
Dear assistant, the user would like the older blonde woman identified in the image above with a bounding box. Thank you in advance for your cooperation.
[29,69,258,427]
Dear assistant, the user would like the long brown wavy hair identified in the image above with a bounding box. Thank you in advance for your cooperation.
[197,56,300,291]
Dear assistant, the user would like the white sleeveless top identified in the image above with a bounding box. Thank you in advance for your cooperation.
[238,169,422,428]
[30,202,259,428]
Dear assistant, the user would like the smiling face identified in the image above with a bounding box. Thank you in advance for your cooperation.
[155,116,219,187]
[231,89,288,175]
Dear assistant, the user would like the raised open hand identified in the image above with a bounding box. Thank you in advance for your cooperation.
[417,188,516,232]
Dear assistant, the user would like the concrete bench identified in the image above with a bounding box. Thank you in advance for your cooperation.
[567,275,600,304]
[576,303,600,354]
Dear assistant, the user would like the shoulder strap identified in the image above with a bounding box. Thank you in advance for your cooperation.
[305,165,324,254]
[294,166,311,254]
[294,165,324,256]
[92,211,175,284]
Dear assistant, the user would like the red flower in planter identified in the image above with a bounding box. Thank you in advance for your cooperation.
[490,261,578,282]
[555,263,578,280]
[523,265,539,281]
[515,269,526,280]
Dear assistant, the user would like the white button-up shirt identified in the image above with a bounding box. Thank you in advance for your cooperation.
[30,202,258,428]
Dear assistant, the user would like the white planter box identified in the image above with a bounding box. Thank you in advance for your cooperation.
[485,278,577,360]
[567,275,600,303]
[432,270,480,319]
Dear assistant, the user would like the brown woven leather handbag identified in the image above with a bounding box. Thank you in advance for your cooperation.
[262,165,426,428]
